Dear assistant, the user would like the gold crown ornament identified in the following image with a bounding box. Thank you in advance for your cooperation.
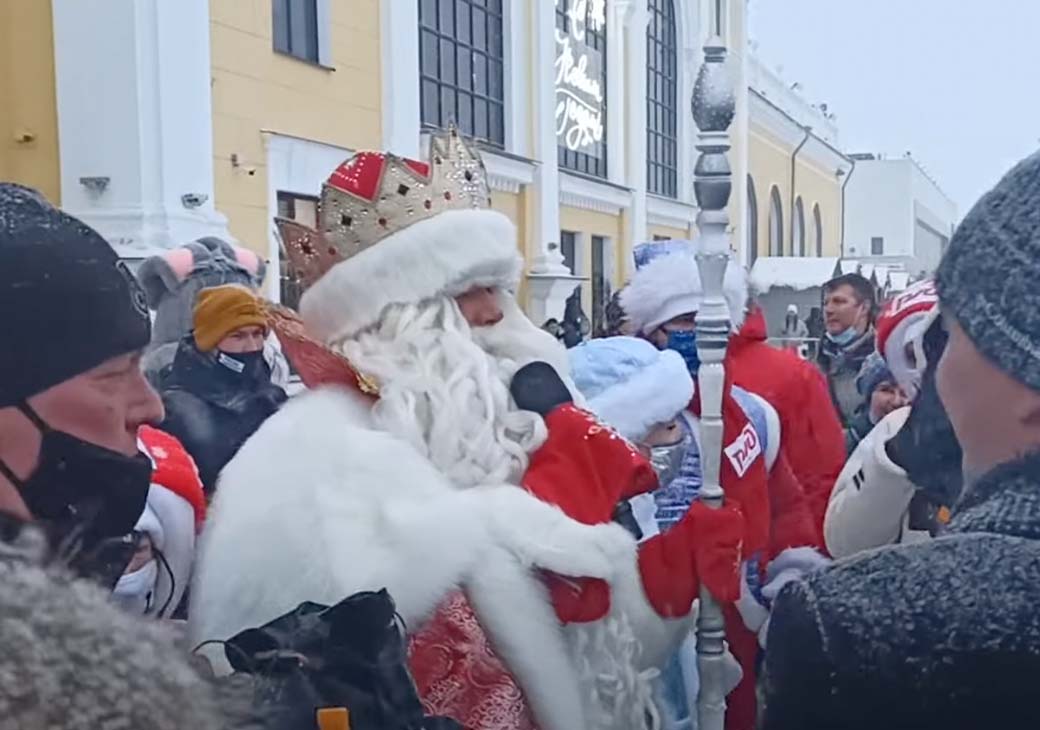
[276,127,492,291]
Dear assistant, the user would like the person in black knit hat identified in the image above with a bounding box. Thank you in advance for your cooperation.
[0,182,163,586]
[763,150,1040,730]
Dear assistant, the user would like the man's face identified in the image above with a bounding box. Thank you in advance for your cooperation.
[455,286,504,328]
[936,315,1040,476]
[649,313,697,349]
[27,351,164,458]
[823,284,867,335]
[869,380,908,423]
[217,325,267,354]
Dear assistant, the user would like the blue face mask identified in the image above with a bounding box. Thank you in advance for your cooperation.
[666,329,700,373]
[826,327,860,347]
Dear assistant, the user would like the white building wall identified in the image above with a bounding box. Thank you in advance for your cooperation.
[844,157,957,276]
[844,159,913,262]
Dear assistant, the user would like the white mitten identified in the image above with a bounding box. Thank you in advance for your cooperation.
[734,568,769,634]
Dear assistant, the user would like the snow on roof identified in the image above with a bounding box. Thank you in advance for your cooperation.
[750,257,840,293]
[839,260,860,275]
[859,263,876,281]
[888,272,911,292]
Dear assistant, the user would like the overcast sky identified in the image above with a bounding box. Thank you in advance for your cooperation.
[748,0,1040,219]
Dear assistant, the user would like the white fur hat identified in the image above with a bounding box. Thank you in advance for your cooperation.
[568,337,694,442]
[621,241,749,335]
[301,208,523,341]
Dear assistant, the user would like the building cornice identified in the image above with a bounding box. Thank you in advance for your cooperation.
[647,194,697,231]
[559,172,632,215]
[749,90,852,176]
[481,149,537,194]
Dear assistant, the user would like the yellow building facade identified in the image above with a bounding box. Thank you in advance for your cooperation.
[745,57,851,263]
[0,0,846,326]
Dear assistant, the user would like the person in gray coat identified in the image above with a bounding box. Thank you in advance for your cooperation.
[763,149,1040,730]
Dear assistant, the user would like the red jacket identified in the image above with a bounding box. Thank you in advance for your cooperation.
[727,308,845,542]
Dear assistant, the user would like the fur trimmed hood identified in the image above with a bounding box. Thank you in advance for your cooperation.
[569,337,694,442]
[621,250,749,335]
[300,209,523,342]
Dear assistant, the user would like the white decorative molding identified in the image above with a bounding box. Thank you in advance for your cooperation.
[748,55,839,145]
[482,150,537,194]
[316,0,333,68]
[504,0,530,156]
[559,172,632,215]
[379,0,421,158]
[647,194,698,231]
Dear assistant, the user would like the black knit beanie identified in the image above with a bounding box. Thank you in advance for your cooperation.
[0,183,151,407]
[936,150,1040,392]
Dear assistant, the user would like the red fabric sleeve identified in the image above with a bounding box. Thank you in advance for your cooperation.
[523,404,657,524]
[689,389,771,558]
[795,365,846,543]
[765,447,822,559]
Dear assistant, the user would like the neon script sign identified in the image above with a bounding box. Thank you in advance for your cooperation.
[555,0,606,154]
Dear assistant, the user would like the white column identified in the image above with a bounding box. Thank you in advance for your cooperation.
[51,0,230,259]
[526,0,581,325]
[380,0,421,158]
[606,0,629,186]
[623,0,648,277]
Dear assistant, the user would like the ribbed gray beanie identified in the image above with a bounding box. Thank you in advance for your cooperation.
[936,149,1040,390]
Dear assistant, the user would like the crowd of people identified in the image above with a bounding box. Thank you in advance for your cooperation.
[2,130,1039,730]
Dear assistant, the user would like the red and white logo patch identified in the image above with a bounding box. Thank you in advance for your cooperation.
[724,422,762,478]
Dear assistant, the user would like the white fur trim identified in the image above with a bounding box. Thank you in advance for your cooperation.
[621,252,748,335]
[190,384,637,729]
[586,350,693,442]
[301,209,523,341]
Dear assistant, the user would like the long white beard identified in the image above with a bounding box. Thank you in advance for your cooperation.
[332,294,568,488]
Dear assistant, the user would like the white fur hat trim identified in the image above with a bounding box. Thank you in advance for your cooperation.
[300,208,523,341]
[621,250,748,335]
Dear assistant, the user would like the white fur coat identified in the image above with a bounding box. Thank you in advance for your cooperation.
[189,386,640,730]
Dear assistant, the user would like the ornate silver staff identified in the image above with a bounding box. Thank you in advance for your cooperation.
[692,12,736,730]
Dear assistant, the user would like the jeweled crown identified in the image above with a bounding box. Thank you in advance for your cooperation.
[276,127,492,291]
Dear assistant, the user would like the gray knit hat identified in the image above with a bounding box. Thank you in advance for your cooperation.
[936,149,1040,391]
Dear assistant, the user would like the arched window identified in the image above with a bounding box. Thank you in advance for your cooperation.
[646,0,678,198]
[556,0,608,178]
[813,203,823,256]
[747,175,759,264]
[793,197,806,256]
[419,0,505,146]
[768,186,784,256]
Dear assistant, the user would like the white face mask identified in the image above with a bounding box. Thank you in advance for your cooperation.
[112,560,158,615]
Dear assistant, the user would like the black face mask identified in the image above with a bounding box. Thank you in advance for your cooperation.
[217,350,270,382]
[0,403,150,586]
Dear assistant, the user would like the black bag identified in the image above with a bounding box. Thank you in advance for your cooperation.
[223,588,461,730]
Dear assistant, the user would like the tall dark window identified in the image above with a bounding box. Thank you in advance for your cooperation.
[277,191,318,310]
[871,236,884,255]
[419,0,505,146]
[590,235,611,336]
[647,0,678,197]
[556,0,608,178]
[273,0,319,64]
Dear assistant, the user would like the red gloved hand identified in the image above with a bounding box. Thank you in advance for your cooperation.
[688,500,745,603]
[638,500,745,617]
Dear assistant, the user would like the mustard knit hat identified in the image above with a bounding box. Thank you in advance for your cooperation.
[192,284,267,352]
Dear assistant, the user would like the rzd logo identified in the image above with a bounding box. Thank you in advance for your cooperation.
[724,423,762,477]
